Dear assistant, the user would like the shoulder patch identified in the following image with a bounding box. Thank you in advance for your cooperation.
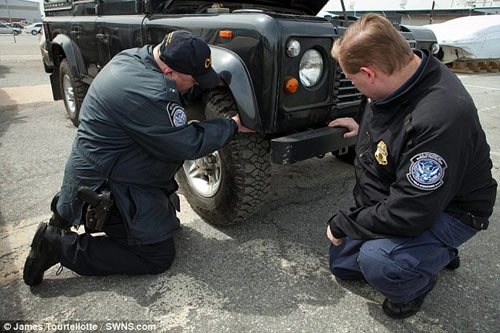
[166,102,187,127]
[407,152,447,190]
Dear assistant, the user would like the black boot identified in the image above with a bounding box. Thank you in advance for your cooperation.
[445,256,460,270]
[48,214,72,230]
[382,276,437,319]
[48,193,72,230]
[23,222,63,286]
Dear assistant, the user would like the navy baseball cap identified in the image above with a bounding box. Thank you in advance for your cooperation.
[158,30,220,89]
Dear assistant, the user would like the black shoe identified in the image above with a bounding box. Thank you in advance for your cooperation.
[23,222,63,286]
[48,193,72,230]
[445,256,460,270]
[48,214,72,230]
[382,276,437,319]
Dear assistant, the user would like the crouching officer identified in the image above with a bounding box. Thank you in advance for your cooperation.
[326,14,497,319]
[23,30,253,286]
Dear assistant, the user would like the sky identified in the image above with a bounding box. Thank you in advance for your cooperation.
[318,0,500,15]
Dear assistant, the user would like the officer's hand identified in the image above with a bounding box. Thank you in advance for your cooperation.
[232,115,255,133]
[327,225,343,246]
[328,117,359,139]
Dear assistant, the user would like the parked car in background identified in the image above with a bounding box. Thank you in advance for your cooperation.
[23,22,42,35]
[8,22,25,29]
[0,22,21,35]
[425,15,500,64]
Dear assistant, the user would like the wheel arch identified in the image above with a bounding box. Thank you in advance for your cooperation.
[53,35,88,75]
[48,34,88,100]
[210,46,263,132]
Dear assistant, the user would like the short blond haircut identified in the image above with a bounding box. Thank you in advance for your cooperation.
[331,13,414,75]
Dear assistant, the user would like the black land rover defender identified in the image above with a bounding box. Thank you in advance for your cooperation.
[40,0,439,226]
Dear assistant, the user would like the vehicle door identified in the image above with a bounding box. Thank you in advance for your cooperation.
[95,0,144,67]
[71,0,100,78]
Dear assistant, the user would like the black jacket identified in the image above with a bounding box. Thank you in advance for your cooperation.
[57,45,238,245]
[329,51,497,240]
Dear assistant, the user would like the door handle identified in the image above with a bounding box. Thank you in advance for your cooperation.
[96,33,109,43]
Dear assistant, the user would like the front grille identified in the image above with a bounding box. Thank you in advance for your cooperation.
[332,63,362,110]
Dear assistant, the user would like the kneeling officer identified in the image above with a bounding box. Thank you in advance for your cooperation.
[23,30,253,285]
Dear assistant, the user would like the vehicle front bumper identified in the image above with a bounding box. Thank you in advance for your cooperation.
[270,127,356,164]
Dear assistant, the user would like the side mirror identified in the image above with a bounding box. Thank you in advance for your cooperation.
[135,0,143,13]
[94,0,101,16]
[143,0,152,14]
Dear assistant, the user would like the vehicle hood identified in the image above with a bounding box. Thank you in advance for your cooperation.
[246,0,328,14]
[174,1,329,15]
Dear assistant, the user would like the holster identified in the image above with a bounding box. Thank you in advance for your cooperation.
[77,186,114,232]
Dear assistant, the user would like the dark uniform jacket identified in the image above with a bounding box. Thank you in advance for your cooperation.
[57,45,237,245]
[329,50,497,240]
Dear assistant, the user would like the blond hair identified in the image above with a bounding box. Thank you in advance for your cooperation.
[331,13,414,75]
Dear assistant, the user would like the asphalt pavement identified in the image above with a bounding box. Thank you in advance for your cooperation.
[0,34,499,332]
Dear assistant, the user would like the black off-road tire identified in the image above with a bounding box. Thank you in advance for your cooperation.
[176,88,271,226]
[59,59,88,127]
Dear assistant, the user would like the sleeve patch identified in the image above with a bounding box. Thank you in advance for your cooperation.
[406,152,447,191]
[166,102,187,127]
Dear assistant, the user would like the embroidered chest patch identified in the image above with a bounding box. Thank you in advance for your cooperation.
[166,102,187,127]
[407,152,447,190]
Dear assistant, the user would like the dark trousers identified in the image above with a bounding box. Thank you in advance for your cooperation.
[329,213,478,303]
[60,209,175,276]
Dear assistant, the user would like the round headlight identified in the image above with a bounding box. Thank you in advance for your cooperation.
[431,42,440,55]
[286,39,301,57]
[299,49,323,87]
